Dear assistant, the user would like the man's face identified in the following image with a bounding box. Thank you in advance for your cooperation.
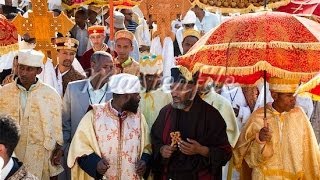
[182,36,198,54]
[123,9,133,21]
[273,92,296,112]
[75,12,87,27]
[191,6,201,17]
[115,38,133,60]
[89,34,105,48]
[58,49,76,68]
[91,57,114,77]
[170,82,197,109]
[122,93,141,113]
[88,10,98,22]
[141,73,162,91]
[18,64,41,86]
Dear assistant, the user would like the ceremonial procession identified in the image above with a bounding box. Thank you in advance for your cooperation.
[2,0,320,179]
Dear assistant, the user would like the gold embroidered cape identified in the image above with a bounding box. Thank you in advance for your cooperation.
[0,80,63,179]
[233,105,320,179]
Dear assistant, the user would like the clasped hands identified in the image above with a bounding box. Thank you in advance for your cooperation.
[160,138,208,158]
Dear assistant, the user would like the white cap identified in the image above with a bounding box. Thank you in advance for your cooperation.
[106,11,125,29]
[18,49,44,67]
[109,73,141,94]
[182,11,196,24]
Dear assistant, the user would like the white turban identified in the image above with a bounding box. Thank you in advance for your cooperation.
[109,73,141,94]
[18,49,44,67]
[182,10,197,24]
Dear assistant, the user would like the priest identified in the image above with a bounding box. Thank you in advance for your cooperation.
[67,73,151,180]
[151,66,232,179]
[233,77,320,179]
[0,49,63,179]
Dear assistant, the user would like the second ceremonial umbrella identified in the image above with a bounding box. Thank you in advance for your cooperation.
[176,11,320,120]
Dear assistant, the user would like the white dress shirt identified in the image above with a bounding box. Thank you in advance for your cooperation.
[195,11,220,34]
[87,81,108,104]
[0,158,14,180]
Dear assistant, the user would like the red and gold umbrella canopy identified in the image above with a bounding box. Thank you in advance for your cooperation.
[177,11,320,85]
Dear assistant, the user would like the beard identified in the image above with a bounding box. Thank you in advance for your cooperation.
[122,97,139,114]
[171,99,193,110]
[62,59,72,67]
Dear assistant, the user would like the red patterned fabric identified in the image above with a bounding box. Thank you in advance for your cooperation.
[0,15,18,50]
[277,0,320,17]
[177,12,320,85]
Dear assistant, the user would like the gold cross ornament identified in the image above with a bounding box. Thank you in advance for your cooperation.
[12,0,74,65]
[170,131,182,147]
[139,0,191,43]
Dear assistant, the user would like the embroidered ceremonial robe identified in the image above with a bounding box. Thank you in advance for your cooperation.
[233,105,320,179]
[68,101,151,180]
[6,157,38,180]
[140,88,172,129]
[0,79,63,179]
[201,90,239,147]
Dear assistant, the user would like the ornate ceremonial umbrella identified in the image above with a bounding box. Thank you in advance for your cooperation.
[189,0,290,13]
[176,11,320,120]
[0,15,18,56]
[295,74,320,100]
[177,11,320,86]
[276,0,320,21]
[0,15,19,72]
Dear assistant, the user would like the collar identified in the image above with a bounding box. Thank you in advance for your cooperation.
[56,67,71,77]
[1,158,14,179]
[115,57,133,68]
[108,100,128,120]
[268,104,289,121]
[16,78,39,92]
[204,10,211,17]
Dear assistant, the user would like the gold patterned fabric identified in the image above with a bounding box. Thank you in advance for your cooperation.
[67,102,151,180]
[0,80,63,179]
[201,90,239,147]
[233,105,320,179]
[140,89,172,129]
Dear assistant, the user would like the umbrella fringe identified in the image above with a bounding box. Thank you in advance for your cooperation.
[193,61,316,81]
[201,42,320,50]
[0,43,19,56]
[190,0,290,14]
[269,42,320,50]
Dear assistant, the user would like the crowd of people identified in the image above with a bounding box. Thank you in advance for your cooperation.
[0,1,320,180]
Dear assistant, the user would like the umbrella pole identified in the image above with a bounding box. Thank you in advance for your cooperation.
[264,0,267,9]
[264,70,267,127]
[109,0,114,56]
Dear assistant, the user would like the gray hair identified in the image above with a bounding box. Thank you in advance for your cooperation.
[90,51,113,62]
